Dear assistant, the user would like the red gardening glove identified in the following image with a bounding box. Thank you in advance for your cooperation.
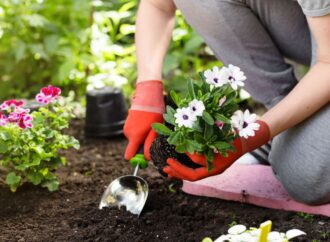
[163,120,270,181]
[124,80,164,160]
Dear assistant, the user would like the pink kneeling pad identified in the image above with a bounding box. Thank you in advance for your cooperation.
[182,164,330,217]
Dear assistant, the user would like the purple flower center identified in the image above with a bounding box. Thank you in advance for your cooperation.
[228,76,235,82]
[183,114,189,120]
[243,121,248,128]
[213,78,219,83]
[192,106,196,111]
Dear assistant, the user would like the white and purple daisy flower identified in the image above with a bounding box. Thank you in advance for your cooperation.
[219,64,246,90]
[231,110,259,139]
[174,107,197,128]
[188,99,205,117]
[204,66,229,88]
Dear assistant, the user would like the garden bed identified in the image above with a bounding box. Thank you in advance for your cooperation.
[0,121,329,242]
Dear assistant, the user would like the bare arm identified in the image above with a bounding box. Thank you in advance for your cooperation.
[135,0,176,82]
[261,14,330,138]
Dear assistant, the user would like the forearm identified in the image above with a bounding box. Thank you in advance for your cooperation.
[261,62,330,138]
[136,0,176,82]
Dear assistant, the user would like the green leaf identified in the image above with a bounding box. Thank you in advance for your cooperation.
[175,144,187,153]
[166,105,176,116]
[194,133,205,143]
[0,130,11,141]
[44,35,59,54]
[0,140,8,153]
[119,24,135,35]
[32,146,44,155]
[6,172,21,192]
[42,180,59,192]
[72,139,80,150]
[170,90,181,106]
[204,124,214,140]
[15,39,26,62]
[199,71,206,82]
[22,14,48,27]
[186,139,203,152]
[202,112,214,125]
[192,120,203,133]
[58,60,75,81]
[27,172,43,185]
[187,79,196,99]
[206,149,215,171]
[186,141,195,154]
[168,132,182,145]
[163,54,179,76]
[183,35,204,54]
[214,113,231,124]
[164,113,175,125]
[213,141,232,152]
[152,123,172,136]
[225,90,237,104]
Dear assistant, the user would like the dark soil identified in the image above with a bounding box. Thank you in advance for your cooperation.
[0,120,329,242]
[150,135,202,176]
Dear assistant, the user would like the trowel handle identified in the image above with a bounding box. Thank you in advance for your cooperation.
[129,146,148,170]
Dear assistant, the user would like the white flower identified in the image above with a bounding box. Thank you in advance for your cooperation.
[228,225,247,235]
[189,99,205,117]
[267,231,284,242]
[231,110,260,139]
[174,107,197,128]
[204,66,229,87]
[219,64,246,90]
[214,223,306,242]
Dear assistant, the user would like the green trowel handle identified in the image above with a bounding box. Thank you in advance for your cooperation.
[129,147,148,169]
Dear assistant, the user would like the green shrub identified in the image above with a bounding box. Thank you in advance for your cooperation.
[0,0,221,101]
[0,0,92,99]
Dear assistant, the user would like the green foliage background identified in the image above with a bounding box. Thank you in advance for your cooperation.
[0,0,220,101]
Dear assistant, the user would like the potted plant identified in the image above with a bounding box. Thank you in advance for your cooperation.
[151,65,260,173]
[0,85,80,192]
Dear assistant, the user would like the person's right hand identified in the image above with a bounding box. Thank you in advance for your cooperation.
[163,120,270,181]
[124,80,164,161]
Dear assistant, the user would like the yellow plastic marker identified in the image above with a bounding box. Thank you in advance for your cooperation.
[259,220,272,242]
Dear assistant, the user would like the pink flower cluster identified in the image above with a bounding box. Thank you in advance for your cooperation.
[36,85,61,104]
[0,99,32,129]
[0,85,61,129]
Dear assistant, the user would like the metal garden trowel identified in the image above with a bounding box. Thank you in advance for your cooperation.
[99,148,149,216]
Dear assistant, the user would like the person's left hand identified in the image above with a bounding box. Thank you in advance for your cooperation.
[163,120,270,181]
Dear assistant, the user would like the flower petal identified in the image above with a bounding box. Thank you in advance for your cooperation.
[228,224,247,235]
[286,229,306,240]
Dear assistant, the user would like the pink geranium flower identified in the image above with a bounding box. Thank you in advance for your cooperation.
[0,99,24,111]
[0,112,9,126]
[17,114,33,129]
[7,107,30,123]
[36,85,61,104]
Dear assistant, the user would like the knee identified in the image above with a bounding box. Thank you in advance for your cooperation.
[284,179,330,206]
[270,154,330,205]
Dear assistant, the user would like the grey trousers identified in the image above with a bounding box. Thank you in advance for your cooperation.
[174,0,330,205]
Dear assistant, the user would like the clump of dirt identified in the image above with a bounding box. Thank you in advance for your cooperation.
[150,135,202,176]
[0,120,329,242]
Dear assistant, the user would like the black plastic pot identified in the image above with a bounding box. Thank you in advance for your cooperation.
[85,87,127,137]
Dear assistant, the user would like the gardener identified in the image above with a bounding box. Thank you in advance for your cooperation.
[123,0,330,205]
